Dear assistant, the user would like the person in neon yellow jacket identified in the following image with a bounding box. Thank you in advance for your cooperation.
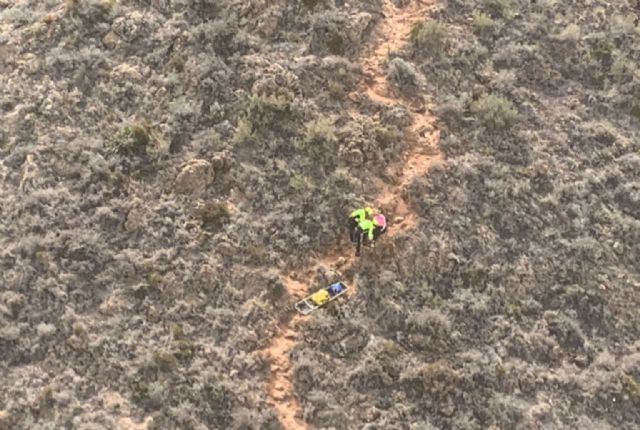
[349,207,374,243]
[354,213,387,257]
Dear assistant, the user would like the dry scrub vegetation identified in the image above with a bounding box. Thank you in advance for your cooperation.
[1,0,640,429]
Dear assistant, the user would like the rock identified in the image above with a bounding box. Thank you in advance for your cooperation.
[124,207,145,231]
[0,410,11,428]
[102,31,120,50]
[438,395,456,417]
[381,105,411,128]
[388,57,426,93]
[174,159,213,195]
[116,416,153,430]
[345,148,364,165]
[0,325,20,341]
[101,391,130,415]
[257,12,279,38]
[0,292,25,318]
[309,12,372,56]
[36,322,56,337]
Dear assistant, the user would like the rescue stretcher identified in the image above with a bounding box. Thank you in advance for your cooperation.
[294,282,348,315]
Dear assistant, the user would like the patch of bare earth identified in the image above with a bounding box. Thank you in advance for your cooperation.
[263,0,441,428]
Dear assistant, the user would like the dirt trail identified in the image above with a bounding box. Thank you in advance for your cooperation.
[263,1,440,428]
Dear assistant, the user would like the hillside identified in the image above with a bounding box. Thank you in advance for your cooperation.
[1,0,640,429]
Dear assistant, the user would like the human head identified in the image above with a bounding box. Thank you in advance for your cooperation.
[373,214,386,230]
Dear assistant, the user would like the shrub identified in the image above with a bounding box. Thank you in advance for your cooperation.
[373,124,401,149]
[111,123,150,156]
[610,57,636,83]
[110,122,166,160]
[248,92,294,126]
[302,0,322,8]
[388,57,425,93]
[169,53,185,72]
[289,174,313,192]
[472,12,496,34]
[555,24,581,43]
[196,201,230,230]
[470,94,519,131]
[410,21,448,56]
[297,117,337,165]
[232,116,255,145]
[153,350,178,371]
[483,0,512,19]
[173,340,196,361]
[37,385,55,413]
[622,374,640,407]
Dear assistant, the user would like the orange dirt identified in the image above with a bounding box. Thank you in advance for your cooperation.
[263,1,441,429]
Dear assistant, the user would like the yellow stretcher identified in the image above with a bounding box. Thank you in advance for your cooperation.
[294,282,348,315]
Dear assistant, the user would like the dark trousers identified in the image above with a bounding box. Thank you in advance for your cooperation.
[355,229,365,256]
[348,217,359,243]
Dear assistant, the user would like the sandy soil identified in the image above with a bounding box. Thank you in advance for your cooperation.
[263,1,441,428]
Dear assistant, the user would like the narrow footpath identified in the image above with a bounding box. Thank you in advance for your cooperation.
[263,1,441,428]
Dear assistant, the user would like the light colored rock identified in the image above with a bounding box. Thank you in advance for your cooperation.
[116,415,153,430]
[174,159,213,195]
[0,326,20,341]
[101,391,130,415]
[36,322,56,337]
[124,207,145,231]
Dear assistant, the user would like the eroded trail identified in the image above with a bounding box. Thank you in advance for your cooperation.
[263,1,440,428]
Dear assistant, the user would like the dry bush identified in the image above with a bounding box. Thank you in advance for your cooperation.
[410,20,448,57]
[470,93,518,131]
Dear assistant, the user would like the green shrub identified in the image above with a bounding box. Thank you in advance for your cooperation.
[37,385,55,412]
[64,0,78,16]
[472,12,496,34]
[555,23,581,43]
[169,53,185,72]
[327,80,346,99]
[111,123,150,156]
[297,117,337,165]
[410,21,448,56]
[373,125,401,149]
[153,350,178,371]
[289,174,313,192]
[622,374,640,406]
[470,94,519,131]
[483,0,512,19]
[146,271,163,286]
[247,91,294,129]
[232,116,255,145]
[173,341,195,361]
[327,33,344,55]
[171,323,185,340]
[110,121,167,160]
[196,201,230,229]
[611,57,636,83]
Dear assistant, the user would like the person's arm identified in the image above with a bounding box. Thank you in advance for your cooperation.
[367,226,375,241]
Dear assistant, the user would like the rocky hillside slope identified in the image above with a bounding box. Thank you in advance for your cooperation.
[1,0,640,429]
